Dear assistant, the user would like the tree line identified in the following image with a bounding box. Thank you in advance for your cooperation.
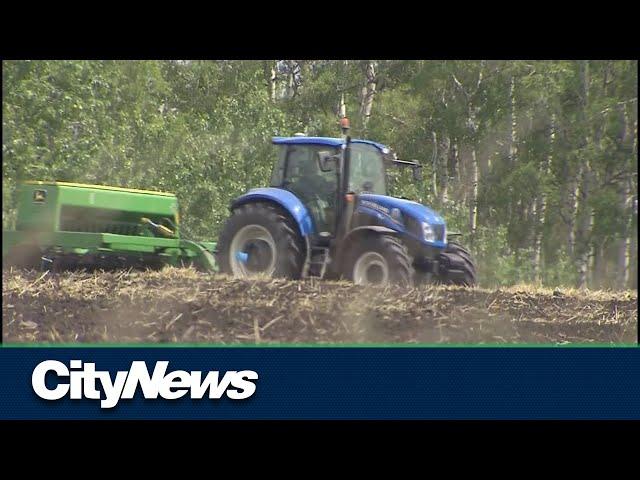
[2,60,637,289]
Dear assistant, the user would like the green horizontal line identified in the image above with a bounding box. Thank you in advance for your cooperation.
[1,343,638,348]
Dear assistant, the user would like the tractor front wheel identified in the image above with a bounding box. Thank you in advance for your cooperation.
[217,202,304,279]
[436,241,477,287]
[345,234,414,287]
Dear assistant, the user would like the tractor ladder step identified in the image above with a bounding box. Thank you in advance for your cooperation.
[304,246,331,279]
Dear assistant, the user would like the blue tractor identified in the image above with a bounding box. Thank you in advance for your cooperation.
[217,119,477,287]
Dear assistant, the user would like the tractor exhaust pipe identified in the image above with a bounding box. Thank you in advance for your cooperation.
[335,116,353,243]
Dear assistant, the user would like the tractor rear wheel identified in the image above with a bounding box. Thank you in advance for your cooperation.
[436,241,477,287]
[345,234,414,287]
[217,202,304,279]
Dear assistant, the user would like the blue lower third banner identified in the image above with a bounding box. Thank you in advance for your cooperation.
[1,347,639,419]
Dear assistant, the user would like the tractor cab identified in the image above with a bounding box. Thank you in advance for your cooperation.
[270,136,391,238]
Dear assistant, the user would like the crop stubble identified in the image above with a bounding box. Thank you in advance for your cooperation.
[2,267,637,344]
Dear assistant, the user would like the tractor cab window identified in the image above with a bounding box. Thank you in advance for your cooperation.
[282,145,339,234]
[348,143,386,195]
[283,145,339,190]
[269,145,287,187]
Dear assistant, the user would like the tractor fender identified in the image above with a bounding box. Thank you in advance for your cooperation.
[344,225,398,239]
[230,187,314,237]
[337,225,398,264]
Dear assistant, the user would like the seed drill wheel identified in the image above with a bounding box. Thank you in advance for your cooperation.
[3,245,43,270]
[344,234,414,287]
[216,202,304,279]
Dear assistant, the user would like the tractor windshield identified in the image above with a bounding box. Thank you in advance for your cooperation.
[348,143,386,195]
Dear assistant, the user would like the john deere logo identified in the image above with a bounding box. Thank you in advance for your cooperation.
[33,189,47,203]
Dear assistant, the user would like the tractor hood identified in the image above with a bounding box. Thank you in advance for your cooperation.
[358,193,447,247]
[358,194,446,225]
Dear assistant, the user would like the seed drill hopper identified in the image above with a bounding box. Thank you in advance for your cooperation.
[2,181,217,272]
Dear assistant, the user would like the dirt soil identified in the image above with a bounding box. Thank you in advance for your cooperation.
[2,267,637,344]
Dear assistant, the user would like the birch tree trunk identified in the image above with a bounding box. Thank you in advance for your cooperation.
[632,119,638,288]
[270,63,277,102]
[575,163,591,289]
[616,237,626,288]
[617,105,634,289]
[339,93,346,118]
[590,62,615,289]
[441,135,450,205]
[508,75,518,164]
[623,215,631,288]
[630,229,637,290]
[360,61,377,133]
[591,103,607,291]
[431,131,438,200]
[592,239,604,290]
[568,170,580,257]
[576,61,591,289]
[449,139,459,185]
[284,60,298,98]
[470,148,479,239]
[534,113,555,283]
[509,75,523,230]
[460,62,484,242]
[530,200,537,242]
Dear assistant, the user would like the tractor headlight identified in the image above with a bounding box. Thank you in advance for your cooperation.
[422,222,437,242]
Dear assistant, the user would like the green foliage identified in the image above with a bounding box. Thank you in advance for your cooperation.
[2,60,637,289]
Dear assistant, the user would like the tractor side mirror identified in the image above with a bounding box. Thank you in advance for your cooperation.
[413,165,423,182]
[316,151,338,172]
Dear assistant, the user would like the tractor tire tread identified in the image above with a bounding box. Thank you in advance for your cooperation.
[437,241,477,287]
[217,201,304,279]
[345,233,415,287]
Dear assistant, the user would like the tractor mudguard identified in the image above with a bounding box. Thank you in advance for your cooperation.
[337,225,399,264]
[230,187,315,237]
[343,225,397,241]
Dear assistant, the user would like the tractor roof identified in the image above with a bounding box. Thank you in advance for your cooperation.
[272,136,389,153]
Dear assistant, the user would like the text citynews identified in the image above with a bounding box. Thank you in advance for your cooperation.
[32,360,259,409]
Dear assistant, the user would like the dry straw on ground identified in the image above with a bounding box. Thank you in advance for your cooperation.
[2,267,637,344]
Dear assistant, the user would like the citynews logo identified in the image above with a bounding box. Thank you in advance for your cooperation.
[32,360,258,409]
